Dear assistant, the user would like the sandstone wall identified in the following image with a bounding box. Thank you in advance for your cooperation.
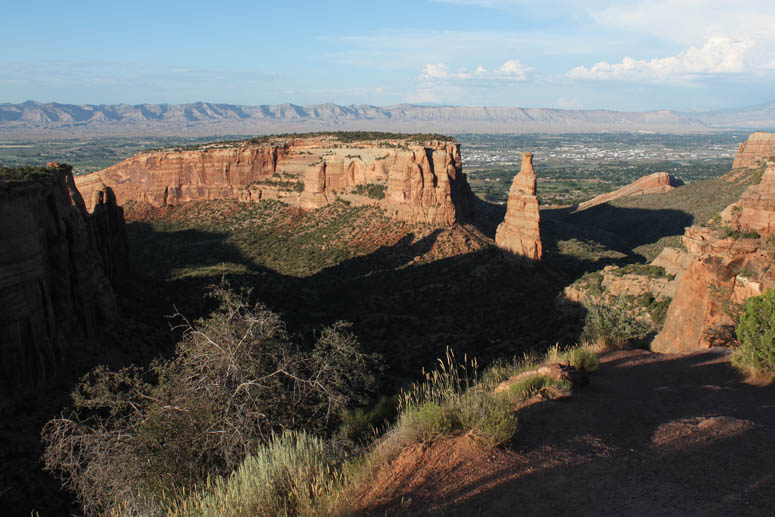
[0,166,126,407]
[651,227,774,353]
[577,172,684,211]
[494,152,542,262]
[732,132,775,169]
[76,136,473,226]
[76,145,284,211]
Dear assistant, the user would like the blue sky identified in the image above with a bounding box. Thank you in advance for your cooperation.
[2,0,774,111]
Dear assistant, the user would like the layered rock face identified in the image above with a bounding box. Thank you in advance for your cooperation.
[0,166,126,407]
[577,172,683,211]
[732,132,775,169]
[724,161,775,235]
[495,153,542,262]
[76,145,283,211]
[76,136,472,226]
[652,159,775,353]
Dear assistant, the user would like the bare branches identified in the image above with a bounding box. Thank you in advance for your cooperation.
[42,282,377,515]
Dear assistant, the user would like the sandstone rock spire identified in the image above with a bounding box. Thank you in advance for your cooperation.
[495,152,542,263]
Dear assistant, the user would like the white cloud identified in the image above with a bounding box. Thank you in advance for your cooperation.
[420,63,451,79]
[567,37,754,82]
[499,59,533,79]
[420,59,533,83]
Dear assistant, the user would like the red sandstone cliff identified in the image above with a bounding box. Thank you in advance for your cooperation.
[732,132,775,169]
[577,172,684,211]
[652,159,775,353]
[0,165,126,407]
[76,135,472,226]
[494,153,542,262]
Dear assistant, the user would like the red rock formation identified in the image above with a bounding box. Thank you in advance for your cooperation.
[651,227,773,353]
[724,161,775,235]
[577,172,683,211]
[0,166,125,407]
[653,136,775,353]
[76,145,283,211]
[495,152,542,262]
[732,132,775,169]
[76,135,472,226]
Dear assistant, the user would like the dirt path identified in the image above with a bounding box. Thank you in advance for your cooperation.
[360,349,775,516]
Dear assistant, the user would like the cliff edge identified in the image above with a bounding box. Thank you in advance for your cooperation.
[75,134,473,226]
[0,164,127,407]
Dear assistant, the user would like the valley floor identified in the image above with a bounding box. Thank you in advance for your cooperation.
[358,348,775,516]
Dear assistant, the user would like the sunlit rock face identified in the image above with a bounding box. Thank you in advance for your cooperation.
[732,132,775,170]
[495,152,542,263]
[76,135,473,226]
[653,158,775,354]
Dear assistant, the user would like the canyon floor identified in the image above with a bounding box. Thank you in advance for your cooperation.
[358,348,775,516]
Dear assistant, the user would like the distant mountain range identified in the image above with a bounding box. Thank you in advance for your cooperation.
[2,100,774,137]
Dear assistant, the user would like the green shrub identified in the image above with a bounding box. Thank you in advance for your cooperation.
[352,183,387,200]
[735,289,775,374]
[545,344,599,372]
[42,283,377,515]
[338,396,397,443]
[501,374,571,403]
[395,349,517,447]
[455,389,517,447]
[167,431,339,517]
[581,296,651,349]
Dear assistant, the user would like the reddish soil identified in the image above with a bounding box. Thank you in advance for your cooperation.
[357,349,775,516]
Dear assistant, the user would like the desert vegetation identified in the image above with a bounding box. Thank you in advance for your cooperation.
[734,289,775,375]
[42,283,377,515]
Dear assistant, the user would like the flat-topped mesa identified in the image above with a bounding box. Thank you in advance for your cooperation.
[75,145,284,211]
[75,134,473,226]
[577,172,684,211]
[732,132,775,170]
[494,152,542,263]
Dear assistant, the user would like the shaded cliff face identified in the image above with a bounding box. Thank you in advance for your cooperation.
[75,135,473,226]
[732,132,775,170]
[0,166,126,407]
[494,152,542,262]
[576,172,684,211]
[652,160,775,354]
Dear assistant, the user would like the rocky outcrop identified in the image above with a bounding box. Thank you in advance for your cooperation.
[495,153,542,262]
[653,158,775,353]
[723,161,775,235]
[75,135,473,226]
[0,165,125,408]
[732,132,775,170]
[651,227,773,353]
[577,172,684,211]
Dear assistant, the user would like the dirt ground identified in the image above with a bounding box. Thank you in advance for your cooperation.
[357,348,775,516]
